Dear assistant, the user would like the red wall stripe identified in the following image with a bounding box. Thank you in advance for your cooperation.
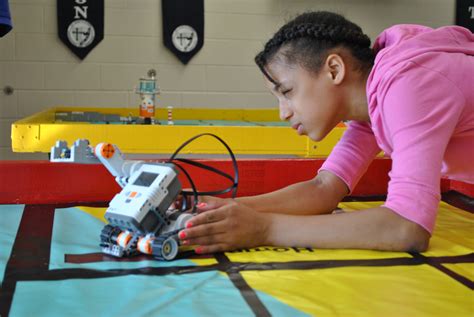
[1,159,472,204]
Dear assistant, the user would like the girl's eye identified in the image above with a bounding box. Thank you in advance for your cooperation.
[282,89,292,97]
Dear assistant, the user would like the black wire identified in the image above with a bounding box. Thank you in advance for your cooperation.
[171,162,199,213]
[174,158,234,182]
[166,133,239,210]
[168,133,239,196]
[173,158,236,195]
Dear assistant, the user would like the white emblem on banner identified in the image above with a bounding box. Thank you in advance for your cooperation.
[172,25,198,52]
[67,19,96,48]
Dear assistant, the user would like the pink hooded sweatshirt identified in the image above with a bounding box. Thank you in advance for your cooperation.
[320,25,474,234]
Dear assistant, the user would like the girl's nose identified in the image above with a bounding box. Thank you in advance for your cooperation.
[279,101,292,121]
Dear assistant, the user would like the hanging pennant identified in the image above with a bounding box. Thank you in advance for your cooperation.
[57,0,104,60]
[456,0,474,32]
[162,0,204,64]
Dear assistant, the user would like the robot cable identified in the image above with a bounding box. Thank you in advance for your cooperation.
[167,133,239,211]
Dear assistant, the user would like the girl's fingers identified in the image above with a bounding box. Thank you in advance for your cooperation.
[179,218,226,241]
[195,198,231,213]
[186,208,227,228]
[183,232,228,247]
[194,243,228,254]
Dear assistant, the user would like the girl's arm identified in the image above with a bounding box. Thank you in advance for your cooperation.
[180,201,430,254]
[265,206,430,252]
[237,170,348,215]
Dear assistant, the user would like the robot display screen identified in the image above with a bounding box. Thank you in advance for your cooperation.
[133,172,159,187]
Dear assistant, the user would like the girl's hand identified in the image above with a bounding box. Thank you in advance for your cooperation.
[170,191,229,211]
[178,199,270,254]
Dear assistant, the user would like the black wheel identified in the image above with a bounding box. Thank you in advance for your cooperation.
[100,224,121,244]
[151,230,181,261]
[161,237,179,260]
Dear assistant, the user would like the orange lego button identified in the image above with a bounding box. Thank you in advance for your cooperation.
[100,143,115,159]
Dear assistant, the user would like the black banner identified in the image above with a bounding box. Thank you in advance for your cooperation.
[57,0,104,60]
[456,0,474,32]
[162,0,204,64]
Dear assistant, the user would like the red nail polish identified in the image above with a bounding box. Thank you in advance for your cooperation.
[186,222,193,228]
[197,202,207,208]
[179,231,186,239]
[195,246,203,254]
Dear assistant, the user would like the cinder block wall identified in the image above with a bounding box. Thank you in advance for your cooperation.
[0,0,456,159]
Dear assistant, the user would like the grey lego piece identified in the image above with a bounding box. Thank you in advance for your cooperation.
[104,171,182,234]
[50,139,99,164]
[102,245,125,257]
[55,111,143,124]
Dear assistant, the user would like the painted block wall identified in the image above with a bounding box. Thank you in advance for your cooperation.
[0,0,456,159]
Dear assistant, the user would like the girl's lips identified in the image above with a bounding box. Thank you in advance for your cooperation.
[291,123,300,130]
[297,124,305,135]
[291,123,305,135]
[291,123,304,135]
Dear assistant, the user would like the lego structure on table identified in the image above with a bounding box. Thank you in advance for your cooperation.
[12,106,346,157]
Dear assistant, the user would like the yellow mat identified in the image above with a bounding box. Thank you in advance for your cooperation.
[74,200,473,316]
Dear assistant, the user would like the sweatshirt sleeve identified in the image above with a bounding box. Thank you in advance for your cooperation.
[379,62,464,234]
[319,121,381,193]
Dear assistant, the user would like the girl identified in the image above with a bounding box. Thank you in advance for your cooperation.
[178,11,474,254]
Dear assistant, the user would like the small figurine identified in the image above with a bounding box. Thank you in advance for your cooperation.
[136,69,160,124]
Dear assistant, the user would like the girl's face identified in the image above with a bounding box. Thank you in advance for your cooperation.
[264,58,345,142]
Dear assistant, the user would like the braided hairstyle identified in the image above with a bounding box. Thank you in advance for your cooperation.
[255,11,374,83]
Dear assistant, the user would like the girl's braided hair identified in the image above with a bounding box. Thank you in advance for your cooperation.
[255,11,374,82]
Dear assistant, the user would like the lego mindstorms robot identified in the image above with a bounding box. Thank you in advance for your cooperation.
[51,139,194,261]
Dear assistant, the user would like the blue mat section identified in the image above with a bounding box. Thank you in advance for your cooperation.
[10,271,307,316]
[0,205,23,283]
[50,207,197,270]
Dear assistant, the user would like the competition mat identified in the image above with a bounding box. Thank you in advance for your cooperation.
[1,199,472,317]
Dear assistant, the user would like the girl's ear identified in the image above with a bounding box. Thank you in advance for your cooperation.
[325,53,346,85]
